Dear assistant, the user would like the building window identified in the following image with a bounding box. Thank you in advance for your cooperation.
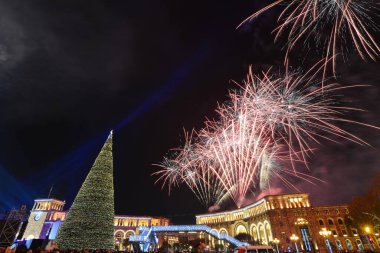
[319,220,324,226]
[342,229,347,236]
[345,239,353,250]
[336,240,343,250]
[352,229,358,236]
[328,219,334,225]
[332,230,338,237]
[338,218,344,225]
[356,239,364,250]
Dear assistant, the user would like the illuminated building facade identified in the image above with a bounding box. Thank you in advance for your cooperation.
[22,198,170,250]
[196,193,368,252]
[23,199,66,241]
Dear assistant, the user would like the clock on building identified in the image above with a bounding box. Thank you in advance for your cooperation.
[34,213,41,221]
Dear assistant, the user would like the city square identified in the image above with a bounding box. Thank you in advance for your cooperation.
[0,1,379,253]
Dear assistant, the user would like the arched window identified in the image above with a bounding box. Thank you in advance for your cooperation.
[265,223,272,242]
[250,225,258,241]
[319,219,324,226]
[336,240,343,250]
[345,239,353,250]
[356,239,364,250]
[258,224,266,244]
[236,224,247,235]
[114,231,125,244]
[328,219,334,225]
[338,218,344,225]
[219,228,228,236]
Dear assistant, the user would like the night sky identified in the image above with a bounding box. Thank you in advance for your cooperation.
[0,0,379,224]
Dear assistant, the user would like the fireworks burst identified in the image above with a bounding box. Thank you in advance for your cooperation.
[154,131,229,207]
[239,0,380,76]
[154,62,377,208]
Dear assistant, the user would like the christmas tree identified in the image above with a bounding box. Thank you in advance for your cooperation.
[56,132,115,250]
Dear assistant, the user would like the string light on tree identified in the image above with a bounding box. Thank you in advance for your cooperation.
[56,131,115,250]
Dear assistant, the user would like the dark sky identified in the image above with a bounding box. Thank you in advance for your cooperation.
[0,0,379,224]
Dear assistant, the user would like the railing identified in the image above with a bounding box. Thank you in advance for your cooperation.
[128,225,249,247]
[129,235,147,242]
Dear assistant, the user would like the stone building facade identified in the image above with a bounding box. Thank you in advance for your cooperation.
[196,193,372,252]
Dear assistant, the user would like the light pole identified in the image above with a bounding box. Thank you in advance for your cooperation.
[290,234,299,253]
[273,238,280,253]
[319,228,333,253]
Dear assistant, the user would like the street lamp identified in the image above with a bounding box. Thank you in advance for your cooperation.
[290,234,299,253]
[319,228,333,253]
[273,238,280,253]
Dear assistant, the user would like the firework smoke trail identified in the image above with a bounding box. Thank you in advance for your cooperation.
[238,0,380,76]
[154,62,378,208]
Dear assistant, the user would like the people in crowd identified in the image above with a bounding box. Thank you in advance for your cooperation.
[5,246,15,253]
[32,247,46,253]
[45,241,58,252]
[15,245,28,253]
[194,243,206,253]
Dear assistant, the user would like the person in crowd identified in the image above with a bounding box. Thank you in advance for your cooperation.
[5,246,15,253]
[194,243,206,253]
[15,245,27,253]
[51,248,60,253]
[45,241,58,252]
[33,247,46,253]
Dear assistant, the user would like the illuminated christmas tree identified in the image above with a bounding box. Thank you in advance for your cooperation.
[56,131,115,250]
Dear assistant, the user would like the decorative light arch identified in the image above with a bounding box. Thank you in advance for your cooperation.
[114,230,126,238]
[264,221,273,242]
[219,228,228,236]
[257,222,267,245]
[235,223,248,235]
[125,230,135,238]
[249,224,258,241]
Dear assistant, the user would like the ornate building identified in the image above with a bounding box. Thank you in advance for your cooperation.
[22,198,170,250]
[196,193,371,252]
[23,199,66,241]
